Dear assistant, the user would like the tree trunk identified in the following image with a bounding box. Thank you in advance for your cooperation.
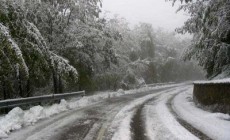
[26,79,31,97]
[79,83,82,91]
[52,69,58,94]
[58,74,63,93]
[2,81,7,100]
[18,72,23,97]
[2,81,9,113]
[78,77,82,91]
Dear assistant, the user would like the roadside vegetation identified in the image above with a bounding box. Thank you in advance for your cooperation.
[1,0,229,100]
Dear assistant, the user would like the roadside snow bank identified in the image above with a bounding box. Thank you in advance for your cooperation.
[0,99,70,138]
[0,83,180,138]
[173,88,230,140]
[0,107,24,134]
[144,86,199,140]
[194,78,230,84]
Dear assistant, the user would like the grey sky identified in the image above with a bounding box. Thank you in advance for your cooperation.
[102,0,188,32]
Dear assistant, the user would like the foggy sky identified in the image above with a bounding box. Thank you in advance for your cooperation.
[102,0,188,32]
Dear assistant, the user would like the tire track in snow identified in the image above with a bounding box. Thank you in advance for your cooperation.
[130,93,161,140]
[53,97,132,140]
[4,84,184,140]
[130,103,147,140]
[4,103,99,140]
[130,92,170,140]
[143,86,200,140]
[131,88,189,140]
[110,87,179,140]
[167,93,213,140]
[172,88,230,140]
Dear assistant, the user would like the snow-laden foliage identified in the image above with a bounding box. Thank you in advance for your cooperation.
[0,0,79,98]
[0,0,121,97]
[0,0,205,98]
[171,0,230,78]
[92,15,204,90]
[0,23,28,78]
[121,59,149,89]
[18,0,117,91]
[50,52,78,79]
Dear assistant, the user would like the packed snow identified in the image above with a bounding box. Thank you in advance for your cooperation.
[194,78,230,84]
[0,23,29,76]
[143,86,199,140]
[172,88,230,140]
[0,83,178,138]
[111,112,134,140]
[110,86,185,140]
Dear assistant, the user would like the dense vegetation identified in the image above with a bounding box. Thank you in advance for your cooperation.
[0,0,204,100]
[171,0,230,78]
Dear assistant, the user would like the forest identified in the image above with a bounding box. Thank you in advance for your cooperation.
[0,0,229,100]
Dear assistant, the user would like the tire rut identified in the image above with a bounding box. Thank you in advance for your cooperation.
[130,103,148,140]
[167,94,213,140]
[6,85,182,140]
[130,87,177,140]
[56,118,98,140]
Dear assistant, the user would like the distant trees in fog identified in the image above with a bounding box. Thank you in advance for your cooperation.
[0,0,205,100]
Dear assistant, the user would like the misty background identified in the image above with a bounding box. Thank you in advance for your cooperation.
[0,0,205,100]
[102,0,188,32]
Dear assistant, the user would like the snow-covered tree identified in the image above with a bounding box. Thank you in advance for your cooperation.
[171,0,230,78]
[133,23,155,59]
[19,0,120,91]
[0,0,206,98]
[0,0,78,98]
[0,23,28,99]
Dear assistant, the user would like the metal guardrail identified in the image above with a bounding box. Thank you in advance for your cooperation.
[0,91,85,109]
[147,82,175,87]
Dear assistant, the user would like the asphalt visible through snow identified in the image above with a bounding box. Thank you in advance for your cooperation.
[167,94,212,140]
[4,84,212,140]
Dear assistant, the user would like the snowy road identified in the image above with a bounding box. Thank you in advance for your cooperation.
[3,84,230,140]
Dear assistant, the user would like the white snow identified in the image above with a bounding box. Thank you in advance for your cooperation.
[194,78,230,84]
[110,85,185,140]
[0,100,70,138]
[144,86,199,140]
[50,52,78,78]
[173,87,230,140]
[0,83,180,138]
[111,112,134,140]
[23,106,45,126]
[0,23,29,75]
[117,89,125,94]
[0,107,24,134]
[0,130,7,138]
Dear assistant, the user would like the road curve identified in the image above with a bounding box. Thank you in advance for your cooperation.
[4,84,208,140]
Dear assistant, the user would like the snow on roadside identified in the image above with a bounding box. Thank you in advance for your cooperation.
[0,83,180,138]
[194,78,230,84]
[173,88,230,140]
[144,86,199,140]
[110,87,182,140]
[0,100,70,138]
